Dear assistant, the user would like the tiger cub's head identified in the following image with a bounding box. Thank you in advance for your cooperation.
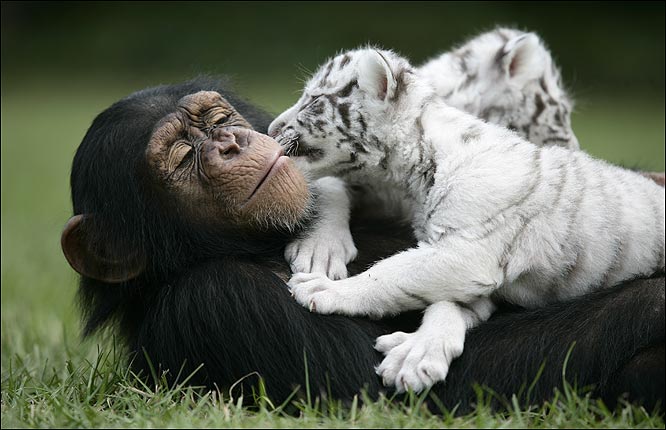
[268,48,416,179]
[419,27,579,150]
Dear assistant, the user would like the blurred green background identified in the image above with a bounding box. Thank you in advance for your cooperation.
[1,1,664,364]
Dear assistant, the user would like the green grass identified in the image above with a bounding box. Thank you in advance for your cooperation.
[2,341,665,429]
[2,337,664,428]
[1,82,664,428]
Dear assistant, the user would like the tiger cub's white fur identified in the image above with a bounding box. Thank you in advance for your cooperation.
[277,29,580,281]
[270,46,666,393]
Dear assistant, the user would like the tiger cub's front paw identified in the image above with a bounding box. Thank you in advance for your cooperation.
[284,224,357,280]
[288,272,343,314]
[374,330,463,393]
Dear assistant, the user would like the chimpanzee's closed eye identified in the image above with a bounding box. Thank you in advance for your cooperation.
[168,141,193,172]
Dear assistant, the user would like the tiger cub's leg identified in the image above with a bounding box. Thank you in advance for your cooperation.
[285,177,357,279]
[375,297,496,392]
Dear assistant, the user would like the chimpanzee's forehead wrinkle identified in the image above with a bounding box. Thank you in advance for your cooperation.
[177,90,252,131]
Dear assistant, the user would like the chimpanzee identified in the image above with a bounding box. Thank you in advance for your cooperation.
[61,77,665,413]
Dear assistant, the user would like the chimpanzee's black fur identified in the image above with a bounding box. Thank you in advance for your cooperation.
[71,77,665,414]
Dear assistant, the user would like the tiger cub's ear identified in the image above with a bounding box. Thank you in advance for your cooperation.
[498,33,548,86]
[357,50,398,102]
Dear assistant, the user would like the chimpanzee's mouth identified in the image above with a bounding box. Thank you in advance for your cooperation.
[245,148,286,203]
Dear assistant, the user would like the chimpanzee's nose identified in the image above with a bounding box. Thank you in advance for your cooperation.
[202,140,240,164]
[210,126,256,159]
[215,140,241,159]
[212,126,251,147]
[205,127,251,161]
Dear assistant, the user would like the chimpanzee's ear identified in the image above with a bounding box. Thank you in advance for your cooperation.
[499,33,546,85]
[61,214,146,283]
[357,50,398,101]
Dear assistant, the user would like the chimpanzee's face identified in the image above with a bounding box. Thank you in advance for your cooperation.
[146,91,310,230]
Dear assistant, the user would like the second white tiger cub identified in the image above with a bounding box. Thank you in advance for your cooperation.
[271,47,665,392]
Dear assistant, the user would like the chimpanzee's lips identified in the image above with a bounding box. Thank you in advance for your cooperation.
[245,148,287,203]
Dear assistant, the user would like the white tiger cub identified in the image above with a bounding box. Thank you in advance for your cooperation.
[420,27,579,150]
[270,47,666,393]
[278,29,580,281]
